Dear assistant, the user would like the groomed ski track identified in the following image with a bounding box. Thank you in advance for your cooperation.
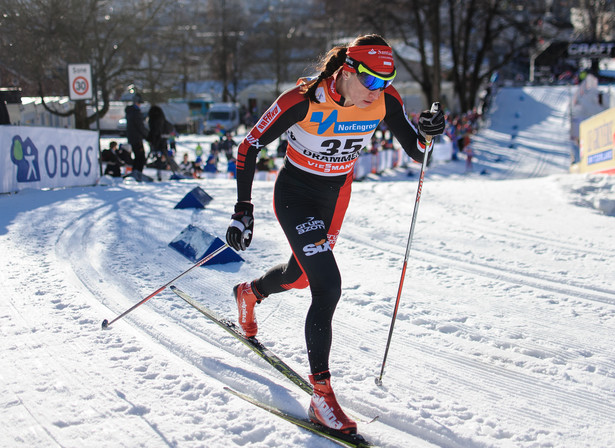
[1,86,614,448]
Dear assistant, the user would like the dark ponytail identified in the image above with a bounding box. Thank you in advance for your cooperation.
[301,46,348,102]
[300,34,391,103]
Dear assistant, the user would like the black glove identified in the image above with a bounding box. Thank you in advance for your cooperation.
[418,107,445,141]
[226,202,254,251]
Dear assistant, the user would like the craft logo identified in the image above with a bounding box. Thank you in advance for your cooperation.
[310,110,379,135]
[10,134,95,182]
[246,133,263,149]
[256,103,281,132]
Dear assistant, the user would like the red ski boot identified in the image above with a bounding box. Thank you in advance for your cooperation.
[233,282,263,338]
[308,371,357,434]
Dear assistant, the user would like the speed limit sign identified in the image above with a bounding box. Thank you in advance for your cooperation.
[68,64,93,100]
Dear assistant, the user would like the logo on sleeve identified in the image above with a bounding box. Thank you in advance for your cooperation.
[256,103,282,132]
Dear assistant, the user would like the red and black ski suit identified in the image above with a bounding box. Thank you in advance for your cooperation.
[236,75,431,374]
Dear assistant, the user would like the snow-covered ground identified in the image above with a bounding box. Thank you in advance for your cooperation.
[1,86,614,448]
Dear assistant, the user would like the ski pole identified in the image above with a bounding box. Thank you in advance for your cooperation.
[376,102,440,386]
[101,243,229,329]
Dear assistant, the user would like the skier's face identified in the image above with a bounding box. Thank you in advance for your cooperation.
[344,73,383,108]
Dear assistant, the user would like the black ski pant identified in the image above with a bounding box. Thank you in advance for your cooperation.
[253,163,352,375]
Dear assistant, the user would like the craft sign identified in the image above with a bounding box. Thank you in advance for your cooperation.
[68,64,93,100]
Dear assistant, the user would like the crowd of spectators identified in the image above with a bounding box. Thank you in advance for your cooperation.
[103,93,492,182]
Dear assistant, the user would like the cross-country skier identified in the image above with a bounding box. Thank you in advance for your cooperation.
[226,33,445,434]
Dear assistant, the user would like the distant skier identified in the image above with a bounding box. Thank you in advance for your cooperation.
[225,34,445,434]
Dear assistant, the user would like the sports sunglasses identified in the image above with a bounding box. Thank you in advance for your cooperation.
[346,57,396,91]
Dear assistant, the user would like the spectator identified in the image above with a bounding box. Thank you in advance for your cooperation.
[445,119,459,161]
[256,148,276,172]
[210,139,220,164]
[203,154,218,173]
[276,137,288,157]
[147,104,181,180]
[117,143,133,168]
[193,156,204,178]
[195,142,203,158]
[227,156,237,179]
[0,99,10,125]
[124,94,148,180]
[465,143,474,173]
[219,132,237,161]
[179,153,194,177]
[101,141,124,177]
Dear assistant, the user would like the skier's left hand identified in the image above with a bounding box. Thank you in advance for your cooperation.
[418,108,445,141]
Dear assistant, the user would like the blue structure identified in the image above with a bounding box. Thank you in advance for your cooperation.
[168,225,243,265]
[174,187,213,209]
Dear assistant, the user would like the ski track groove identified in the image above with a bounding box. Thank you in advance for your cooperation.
[343,226,615,306]
[451,220,612,258]
[21,154,611,447]
[330,219,615,434]
[3,229,176,447]
[340,225,615,368]
[332,304,615,426]
[52,197,441,447]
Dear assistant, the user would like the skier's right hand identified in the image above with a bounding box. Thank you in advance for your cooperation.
[226,202,254,251]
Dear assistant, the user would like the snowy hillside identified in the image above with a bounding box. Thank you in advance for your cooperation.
[1,86,614,448]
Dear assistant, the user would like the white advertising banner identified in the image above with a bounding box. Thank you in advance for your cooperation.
[1,126,100,194]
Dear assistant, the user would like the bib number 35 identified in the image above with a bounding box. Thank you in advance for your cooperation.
[320,138,364,156]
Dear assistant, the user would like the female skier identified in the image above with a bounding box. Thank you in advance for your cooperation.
[226,34,445,434]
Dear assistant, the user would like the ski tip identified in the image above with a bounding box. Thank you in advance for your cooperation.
[101,319,109,330]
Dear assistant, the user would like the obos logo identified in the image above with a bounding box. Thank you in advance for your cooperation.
[303,238,331,257]
[10,135,95,182]
[11,136,41,182]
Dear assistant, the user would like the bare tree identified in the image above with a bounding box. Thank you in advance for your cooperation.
[205,0,251,102]
[0,0,170,129]
[445,1,540,112]
[574,0,615,40]
[314,0,450,106]
[316,0,543,112]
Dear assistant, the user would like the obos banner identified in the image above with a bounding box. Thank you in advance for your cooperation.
[1,126,99,194]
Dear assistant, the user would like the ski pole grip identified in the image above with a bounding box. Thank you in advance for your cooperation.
[425,101,441,143]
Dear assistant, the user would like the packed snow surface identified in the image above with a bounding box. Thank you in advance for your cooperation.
[1,86,614,448]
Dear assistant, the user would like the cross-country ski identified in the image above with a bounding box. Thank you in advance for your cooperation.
[224,387,373,448]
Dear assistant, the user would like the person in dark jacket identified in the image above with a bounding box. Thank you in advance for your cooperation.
[147,105,180,178]
[102,141,124,177]
[0,100,10,125]
[124,94,148,180]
